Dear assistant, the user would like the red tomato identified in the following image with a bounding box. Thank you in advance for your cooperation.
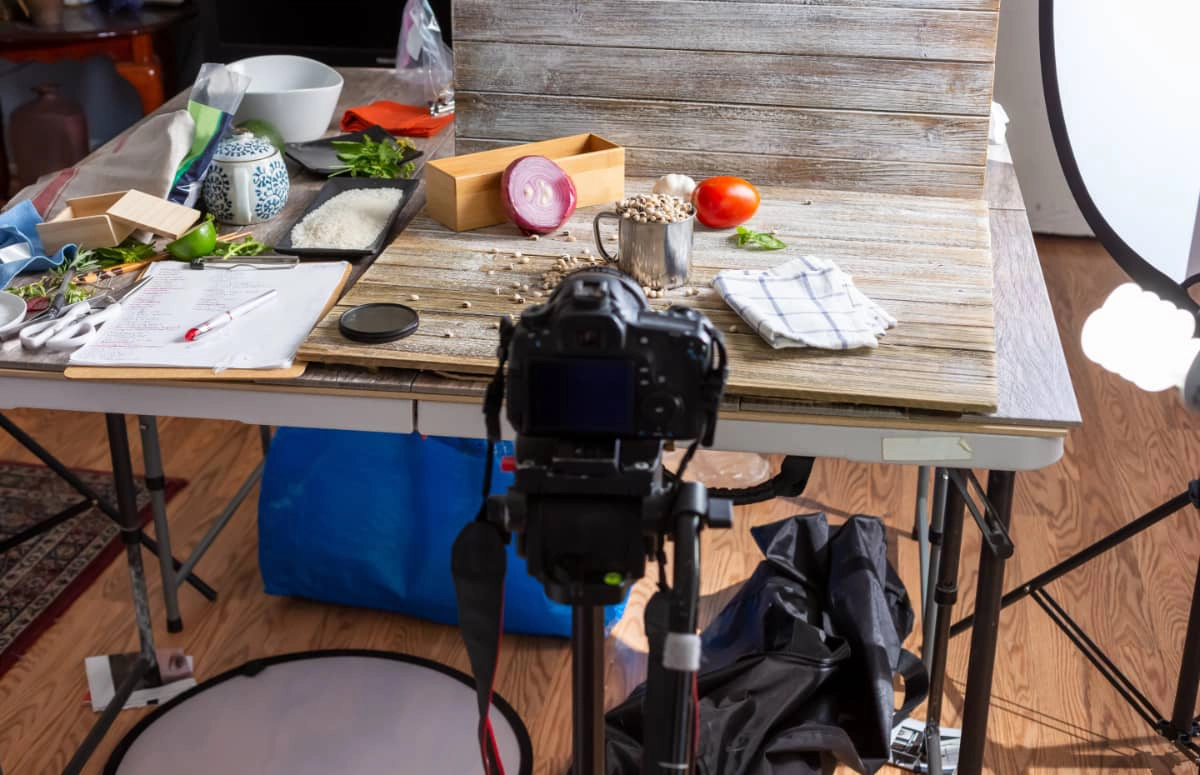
[691,176,760,229]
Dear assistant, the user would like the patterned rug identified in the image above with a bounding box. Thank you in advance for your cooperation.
[0,462,185,678]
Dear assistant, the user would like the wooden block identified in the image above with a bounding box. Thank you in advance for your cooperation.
[35,190,201,252]
[426,134,625,232]
[36,193,135,252]
[105,189,200,239]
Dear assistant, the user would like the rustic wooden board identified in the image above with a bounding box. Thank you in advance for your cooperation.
[455,44,996,117]
[452,0,999,199]
[455,93,990,167]
[455,139,987,198]
[452,0,1000,62]
[298,179,997,413]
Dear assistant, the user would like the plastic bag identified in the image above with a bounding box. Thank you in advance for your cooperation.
[169,63,251,207]
[394,0,454,109]
[257,428,629,637]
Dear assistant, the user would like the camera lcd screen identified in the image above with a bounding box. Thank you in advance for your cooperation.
[526,358,636,435]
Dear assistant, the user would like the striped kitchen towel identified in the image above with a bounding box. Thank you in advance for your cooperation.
[713,257,896,350]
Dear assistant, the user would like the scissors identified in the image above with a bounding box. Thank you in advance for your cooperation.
[19,277,153,352]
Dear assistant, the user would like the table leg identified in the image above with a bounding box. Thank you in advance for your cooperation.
[958,469,1015,775]
[62,414,160,775]
[138,416,182,633]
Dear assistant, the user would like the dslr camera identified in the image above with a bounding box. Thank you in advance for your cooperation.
[489,267,727,605]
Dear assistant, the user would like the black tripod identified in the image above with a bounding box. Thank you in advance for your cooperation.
[570,482,730,775]
[951,482,1200,762]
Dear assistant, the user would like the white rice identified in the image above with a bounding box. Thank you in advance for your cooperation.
[290,188,405,250]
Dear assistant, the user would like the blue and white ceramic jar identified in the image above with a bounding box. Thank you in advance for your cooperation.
[203,132,290,225]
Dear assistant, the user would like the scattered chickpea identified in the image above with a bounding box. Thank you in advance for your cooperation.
[513,251,523,259]
[491,321,501,330]
[489,247,499,254]
[485,269,495,276]
[512,293,525,303]
[408,294,420,301]
[728,324,739,333]
[520,256,531,264]
[511,281,521,288]
[461,301,472,309]
[494,287,502,295]
[565,234,577,242]
[528,234,540,241]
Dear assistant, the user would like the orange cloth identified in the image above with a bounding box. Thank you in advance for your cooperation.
[340,101,453,137]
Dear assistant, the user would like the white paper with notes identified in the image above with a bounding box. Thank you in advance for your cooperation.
[69,260,347,370]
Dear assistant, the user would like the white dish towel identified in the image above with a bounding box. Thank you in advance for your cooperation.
[713,256,897,350]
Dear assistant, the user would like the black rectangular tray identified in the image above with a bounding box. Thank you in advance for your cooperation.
[274,177,419,258]
[284,125,423,177]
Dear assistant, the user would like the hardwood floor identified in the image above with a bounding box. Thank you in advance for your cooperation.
[0,235,1195,773]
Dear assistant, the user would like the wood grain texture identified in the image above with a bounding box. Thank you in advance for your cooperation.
[455,93,989,167]
[0,237,1191,774]
[452,0,1000,62]
[455,43,996,116]
[299,179,998,413]
[452,0,998,197]
[455,138,989,198]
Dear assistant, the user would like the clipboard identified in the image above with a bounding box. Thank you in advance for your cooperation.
[64,262,351,381]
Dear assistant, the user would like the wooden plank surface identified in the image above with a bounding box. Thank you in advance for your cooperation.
[456,93,989,167]
[455,43,996,116]
[455,139,987,198]
[298,179,997,413]
[452,0,1000,62]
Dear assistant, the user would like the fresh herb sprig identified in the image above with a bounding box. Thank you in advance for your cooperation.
[78,238,157,268]
[734,226,786,251]
[330,134,416,179]
[11,255,100,304]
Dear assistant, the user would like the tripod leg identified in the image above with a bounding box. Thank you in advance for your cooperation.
[1170,553,1200,744]
[958,470,1015,775]
[915,466,931,623]
[923,468,949,669]
[924,475,967,775]
[573,605,606,775]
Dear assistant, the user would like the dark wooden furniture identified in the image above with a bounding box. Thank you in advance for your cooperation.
[0,4,195,114]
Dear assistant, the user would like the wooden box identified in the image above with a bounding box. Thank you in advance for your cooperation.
[37,190,201,252]
[425,133,625,231]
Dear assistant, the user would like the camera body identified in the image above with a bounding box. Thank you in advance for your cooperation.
[490,268,727,605]
[504,268,725,444]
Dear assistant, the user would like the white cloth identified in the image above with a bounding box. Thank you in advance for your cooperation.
[713,257,896,350]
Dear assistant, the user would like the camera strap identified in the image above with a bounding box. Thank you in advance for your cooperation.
[451,319,516,775]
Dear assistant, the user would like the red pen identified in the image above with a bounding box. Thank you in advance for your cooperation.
[185,289,278,341]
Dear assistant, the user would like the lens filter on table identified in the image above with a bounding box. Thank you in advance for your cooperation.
[339,303,419,344]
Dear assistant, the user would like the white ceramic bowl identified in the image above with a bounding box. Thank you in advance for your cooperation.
[0,292,26,338]
[229,55,344,143]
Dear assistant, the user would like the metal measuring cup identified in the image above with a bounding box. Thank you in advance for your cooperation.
[593,210,694,289]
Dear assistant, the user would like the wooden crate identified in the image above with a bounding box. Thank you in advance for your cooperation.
[451,0,999,199]
[425,133,625,231]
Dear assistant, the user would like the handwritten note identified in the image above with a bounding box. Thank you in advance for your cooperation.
[70,260,347,370]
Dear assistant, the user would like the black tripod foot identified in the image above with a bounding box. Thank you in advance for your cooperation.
[167,617,183,634]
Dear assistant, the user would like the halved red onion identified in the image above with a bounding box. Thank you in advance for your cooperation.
[500,155,578,235]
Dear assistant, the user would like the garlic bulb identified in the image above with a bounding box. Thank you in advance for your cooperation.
[652,173,697,200]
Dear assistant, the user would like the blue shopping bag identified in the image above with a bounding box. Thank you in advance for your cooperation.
[257,428,628,636]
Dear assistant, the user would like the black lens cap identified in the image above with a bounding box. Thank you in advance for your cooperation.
[339,303,419,344]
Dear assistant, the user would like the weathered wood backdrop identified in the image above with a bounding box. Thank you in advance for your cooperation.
[452,0,1000,198]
